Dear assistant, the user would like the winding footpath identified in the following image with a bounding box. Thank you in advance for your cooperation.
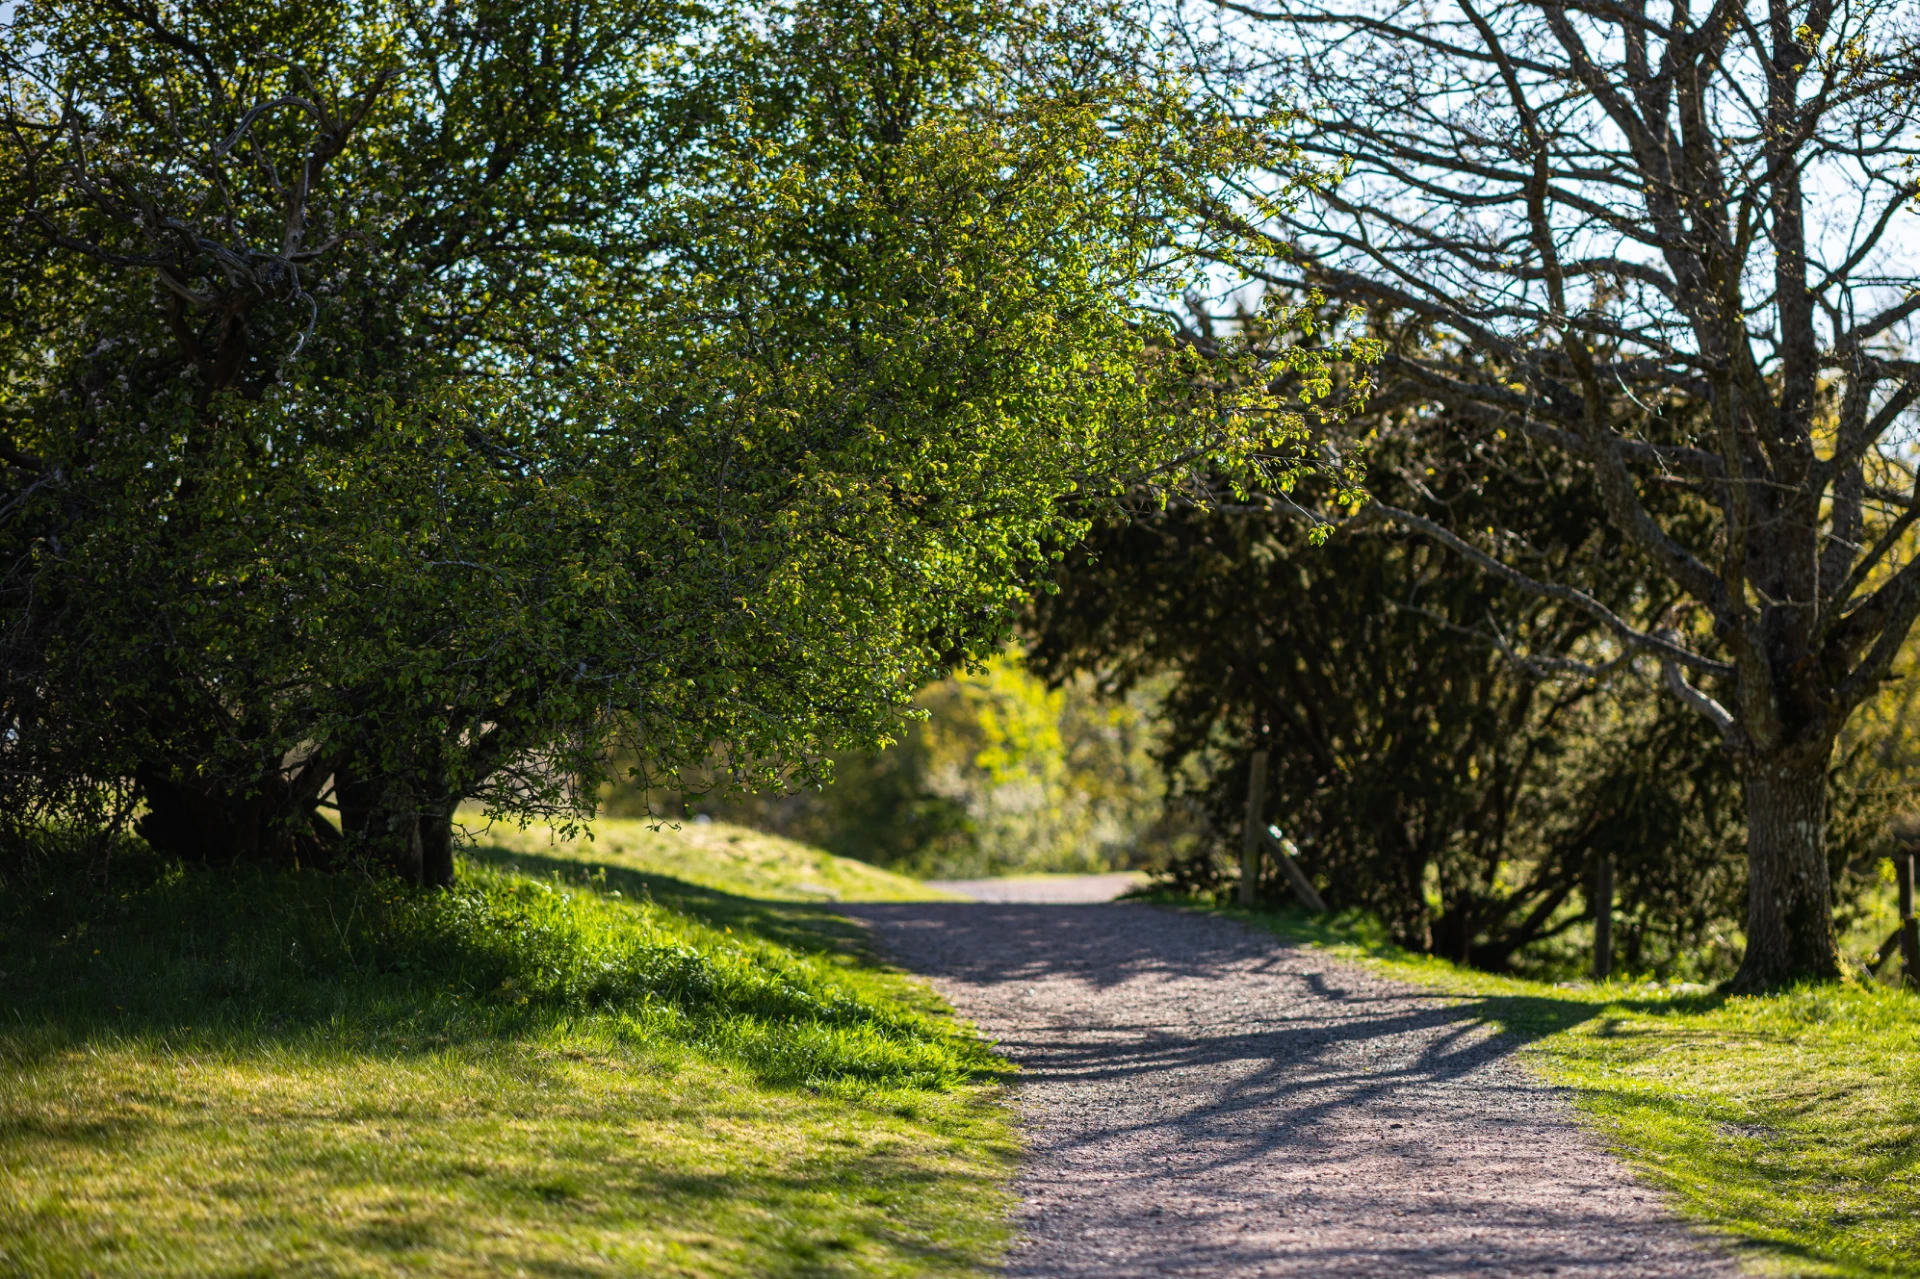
[842,881,1737,1279]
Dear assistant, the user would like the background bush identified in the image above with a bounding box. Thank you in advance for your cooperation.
[606,650,1194,879]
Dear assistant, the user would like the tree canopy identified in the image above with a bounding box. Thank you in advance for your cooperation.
[1029,398,1892,978]
[1170,0,1920,987]
[0,0,1340,882]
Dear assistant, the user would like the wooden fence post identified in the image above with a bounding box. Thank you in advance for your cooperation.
[1264,829,1329,914]
[1238,750,1269,908]
[1592,855,1614,981]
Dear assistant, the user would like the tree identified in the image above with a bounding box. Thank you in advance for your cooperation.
[1027,411,1764,977]
[1177,0,1920,986]
[0,0,703,881]
[0,0,1317,881]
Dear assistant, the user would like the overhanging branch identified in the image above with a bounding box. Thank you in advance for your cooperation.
[1364,501,1732,674]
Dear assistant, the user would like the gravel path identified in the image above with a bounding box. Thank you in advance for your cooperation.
[929,874,1147,904]
[841,882,1738,1279]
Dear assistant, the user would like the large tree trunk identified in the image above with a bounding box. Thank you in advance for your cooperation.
[1429,899,1475,966]
[418,797,458,890]
[336,767,423,886]
[1374,811,1433,952]
[136,767,261,865]
[135,737,460,887]
[336,764,458,889]
[1730,750,1842,992]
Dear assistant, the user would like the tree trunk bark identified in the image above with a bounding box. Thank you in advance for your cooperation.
[1591,856,1614,981]
[1238,750,1269,908]
[1383,854,1432,953]
[390,808,425,887]
[335,765,425,887]
[418,798,458,890]
[1729,751,1841,991]
[135,768,252,864]
[1429,904,1473,965]
[1374,812,1433,951]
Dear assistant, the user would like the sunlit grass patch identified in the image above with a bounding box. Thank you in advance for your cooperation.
[0,843,1015,1277]
[464,814,959,905]
[1223,904,1920,1278]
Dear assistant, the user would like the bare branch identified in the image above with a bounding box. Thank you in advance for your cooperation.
[1363,501,1732,673]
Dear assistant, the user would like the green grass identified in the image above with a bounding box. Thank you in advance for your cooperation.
[1211,903,1920,1278]
[0,827,1015,1278]
[466,814,961,906]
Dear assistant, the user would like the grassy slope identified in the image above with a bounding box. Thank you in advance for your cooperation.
[0,823,1012,1279]
[466,814,963,904]
[1217,905,1920,1278]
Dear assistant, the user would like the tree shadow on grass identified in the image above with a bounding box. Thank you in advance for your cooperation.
[462,844,877,962]
[319,1145,1009,1279]
[0,850,962,1080]
[0,1033,1010,1279]
[0,855,1014,1279]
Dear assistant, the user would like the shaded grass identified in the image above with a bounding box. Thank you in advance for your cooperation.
[1207,901,1920,1278]
[0,837,1016,1277]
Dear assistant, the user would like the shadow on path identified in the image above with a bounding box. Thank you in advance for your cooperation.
[840,899,1737,1279]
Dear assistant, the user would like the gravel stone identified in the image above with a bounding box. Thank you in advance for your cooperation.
[841,885,1738,1278]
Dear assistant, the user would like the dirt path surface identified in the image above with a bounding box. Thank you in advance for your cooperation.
[841,885,1737,1279]
[929,874,1145,904]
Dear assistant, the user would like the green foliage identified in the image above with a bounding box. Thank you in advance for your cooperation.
[1027,403,1803,978]
[0,0,713,865]
[1027,301,1907,979]
[0,0,1358,875]
[619,650,1181,878]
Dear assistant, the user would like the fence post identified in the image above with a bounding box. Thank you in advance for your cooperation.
[1238,749,1270,908]
[1265,829,1329,914]
[1900,851,1918,991]
[1592,855,1614,981]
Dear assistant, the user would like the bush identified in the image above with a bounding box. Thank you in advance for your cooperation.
[609,649,1190,878]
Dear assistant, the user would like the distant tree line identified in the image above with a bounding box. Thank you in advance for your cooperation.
[612,651,1181,879]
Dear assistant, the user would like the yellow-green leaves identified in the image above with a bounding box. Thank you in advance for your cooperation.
[1,0,1362,851]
